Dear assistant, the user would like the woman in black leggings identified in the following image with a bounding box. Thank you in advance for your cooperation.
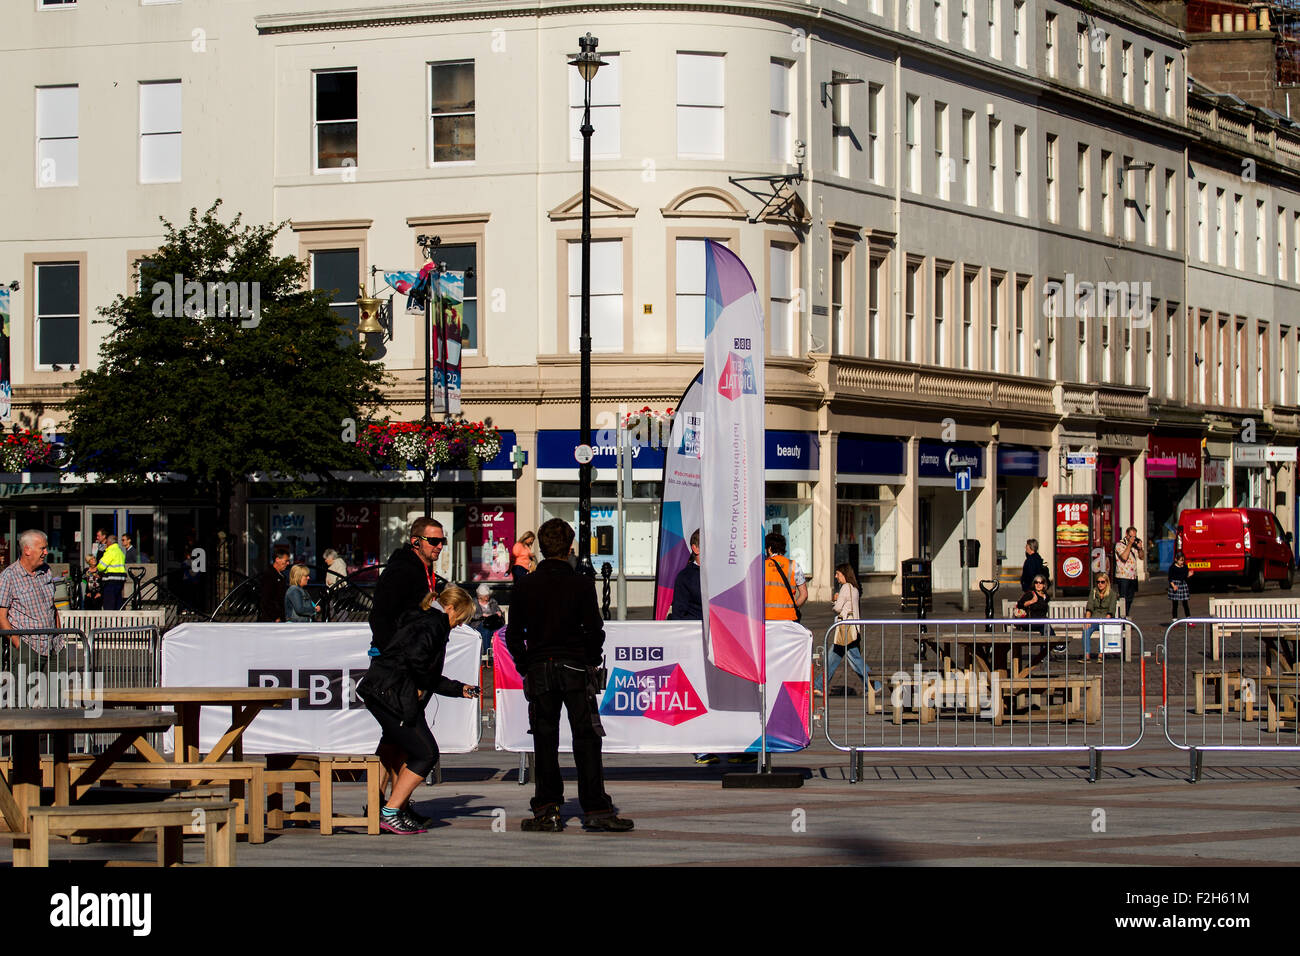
[359,585,479,834]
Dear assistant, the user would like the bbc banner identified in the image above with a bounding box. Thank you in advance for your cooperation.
[700,240,766,682]
[493,620,812,753]
[161,622,483,754]
[654,370,704,620]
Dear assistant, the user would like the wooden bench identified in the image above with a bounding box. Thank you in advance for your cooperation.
[263,753,380,835]
[1209,597,1300,661]
[1256,675,1300,732]
[93,761,266,844]
[993,675,1101,725]
[1192,670,1254,719]
[886,675,937,725]
[20,799,236,867]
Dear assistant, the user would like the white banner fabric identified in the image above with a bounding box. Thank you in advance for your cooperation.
[493,620,812,753]
[160,622,483,755]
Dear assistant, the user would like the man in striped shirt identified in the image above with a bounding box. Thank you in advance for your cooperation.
[0,530,61,655]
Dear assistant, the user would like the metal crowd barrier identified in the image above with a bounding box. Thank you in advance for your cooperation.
[1159,616,1300,781]
[0,628,93,758]
[822,618,1146,782]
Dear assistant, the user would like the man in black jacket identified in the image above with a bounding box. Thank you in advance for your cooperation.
[257,547,291,622]
[369,518,448,654]
[368,517,448,799]
[668,529,702,621]
[506,518,633,833]
[1020,539,1047,593]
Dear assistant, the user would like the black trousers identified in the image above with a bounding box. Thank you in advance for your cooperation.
[368,702,441,778]
[526,662,612,815]
[101,581,124,612]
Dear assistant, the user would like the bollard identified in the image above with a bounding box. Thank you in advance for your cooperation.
[979,580,999,633]
[600,561,613,621]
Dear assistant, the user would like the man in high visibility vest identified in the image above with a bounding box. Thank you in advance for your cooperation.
[97,533,128,611]
[764,531,806,620]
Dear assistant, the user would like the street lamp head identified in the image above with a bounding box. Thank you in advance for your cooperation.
[569,33,605,82]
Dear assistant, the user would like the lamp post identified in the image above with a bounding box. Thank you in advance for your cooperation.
[416,234,441,516]
[569,33,606,578]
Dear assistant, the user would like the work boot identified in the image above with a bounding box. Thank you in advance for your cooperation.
[520,804,564,832]
[582,811,634,832]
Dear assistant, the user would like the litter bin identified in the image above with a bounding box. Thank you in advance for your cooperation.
[959,538,981,569]
[901,558,933,616]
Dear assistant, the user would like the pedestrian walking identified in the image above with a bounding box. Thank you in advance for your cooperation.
[827,563,873,694]
[1168,551,1193,622]
[257,546,291,623]
[511,531,536,585]
[0,530,61,657]
[1020,539,1047,593]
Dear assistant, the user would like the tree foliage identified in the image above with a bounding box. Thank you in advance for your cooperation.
[64,201,389,526]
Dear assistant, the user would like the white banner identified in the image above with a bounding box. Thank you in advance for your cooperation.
[701,240,767,682]
[160,622,483,755]
[492,620,812,753]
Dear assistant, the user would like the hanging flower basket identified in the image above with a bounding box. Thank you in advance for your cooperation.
[0,429,58,473]
[621,406,674,432]
[358,419,502,473]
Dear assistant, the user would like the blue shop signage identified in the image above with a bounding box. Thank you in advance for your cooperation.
[997,445,1044,477]
[764,431,820,472]
[837,435,906,476]
[917,441,984,479]
[537,430,667,471]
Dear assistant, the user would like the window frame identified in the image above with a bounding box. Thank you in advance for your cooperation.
[555,229,633,356]
[430,60,477,166]
[36,85,78,188]
[676,52,725,160]
[667,228,740,354]
[312,68,358,175]
[138,79,182,184]
[25,252,86,379]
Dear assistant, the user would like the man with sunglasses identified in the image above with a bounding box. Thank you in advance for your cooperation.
[370,517,449,655]
[368,516,450,805]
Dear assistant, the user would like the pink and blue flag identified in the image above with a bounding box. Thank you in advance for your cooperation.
[654,371,703,620]
[700,240,766,683]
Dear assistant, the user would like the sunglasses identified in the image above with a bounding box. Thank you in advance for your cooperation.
[419,535,446,546]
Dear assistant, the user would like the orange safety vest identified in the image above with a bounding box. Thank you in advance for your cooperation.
[764,554,798,620]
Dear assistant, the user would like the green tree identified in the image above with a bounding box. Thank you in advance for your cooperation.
[64,201,388,556]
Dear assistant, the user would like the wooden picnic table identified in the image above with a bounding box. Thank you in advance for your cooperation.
[93,687,307,764]
[926,627,1063,679]
[0,707,177,865]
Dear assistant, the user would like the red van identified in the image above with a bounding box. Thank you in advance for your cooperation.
[1176,508,1295,591]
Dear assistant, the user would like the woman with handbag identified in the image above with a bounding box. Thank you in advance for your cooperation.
[358,585,480,835]
[826,563,873,694]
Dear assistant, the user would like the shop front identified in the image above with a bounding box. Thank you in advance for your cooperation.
[537,429,666,606]
[1146,433,1202,572]
[996,445,1044,568]
[762,430,820,585]
[834,435,905,588]
[1233,444,1268,509]
[247,430,521,587]
[917,441,985,591]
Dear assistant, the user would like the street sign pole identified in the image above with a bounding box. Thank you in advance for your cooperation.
[959,469,970,612]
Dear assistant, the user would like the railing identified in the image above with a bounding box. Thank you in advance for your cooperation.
[832,359,1055,413]
[1159,617,1300,781]
[822,618,1146,782]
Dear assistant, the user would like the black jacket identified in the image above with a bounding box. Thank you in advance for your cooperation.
[1020,552,1048,593]
[360,606,465,724]
[369,546,446,654]
[668,561,702,620]
[505,558,604,669]
[256,566,288,623]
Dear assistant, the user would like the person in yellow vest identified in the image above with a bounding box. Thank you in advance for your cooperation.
[764,532,807,621]
[97,533,128,611]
